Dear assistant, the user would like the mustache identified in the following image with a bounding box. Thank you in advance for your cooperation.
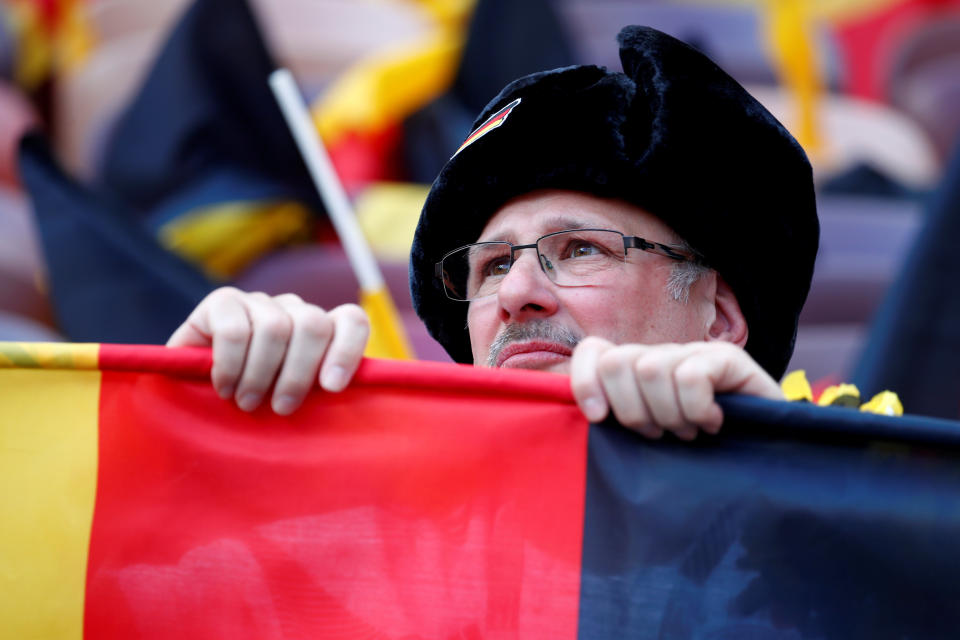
[486,321,582,367]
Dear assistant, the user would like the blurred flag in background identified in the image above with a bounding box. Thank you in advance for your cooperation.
[18,0,329,343]
[853,142,960,418]
[2,0,94,89]
[18,133,212,344]
[95,0,323,281]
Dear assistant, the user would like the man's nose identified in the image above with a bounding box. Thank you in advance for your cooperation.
[496,250,559,322]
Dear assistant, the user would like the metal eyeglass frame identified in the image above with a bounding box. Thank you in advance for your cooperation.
[434,228,704,302]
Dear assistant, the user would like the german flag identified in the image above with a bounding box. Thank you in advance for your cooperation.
[453,98,521,157]
[2,343,960,638]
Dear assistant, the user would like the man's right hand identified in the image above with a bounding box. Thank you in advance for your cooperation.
[569,337,783,440]
[167,287,370,414]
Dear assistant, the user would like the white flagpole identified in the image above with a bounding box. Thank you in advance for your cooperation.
[268,68,384,292]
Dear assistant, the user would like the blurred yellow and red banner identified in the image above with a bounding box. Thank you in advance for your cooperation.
[5,0,94,87]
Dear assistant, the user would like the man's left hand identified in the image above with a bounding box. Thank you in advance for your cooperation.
[569,338,783,440]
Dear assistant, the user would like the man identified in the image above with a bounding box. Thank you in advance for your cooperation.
[169,26,818,439]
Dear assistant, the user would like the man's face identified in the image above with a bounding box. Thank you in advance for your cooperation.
[467,190,718,373]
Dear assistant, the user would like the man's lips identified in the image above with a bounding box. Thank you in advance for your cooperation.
[495,341,574,368]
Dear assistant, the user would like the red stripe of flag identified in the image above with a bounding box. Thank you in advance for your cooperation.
[85,352,586,638]
[98,345,574,402]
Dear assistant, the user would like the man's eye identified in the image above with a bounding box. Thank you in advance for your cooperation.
[483,256,511,277]
[564,241,603,259]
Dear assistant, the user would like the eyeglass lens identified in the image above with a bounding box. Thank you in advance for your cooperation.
[440,229,627,301]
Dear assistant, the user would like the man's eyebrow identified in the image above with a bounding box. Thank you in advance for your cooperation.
[547,216,589,231]
[478,216,590,242]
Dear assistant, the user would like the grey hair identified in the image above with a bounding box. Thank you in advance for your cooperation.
[665,240,710,303]
[485,320,582,367]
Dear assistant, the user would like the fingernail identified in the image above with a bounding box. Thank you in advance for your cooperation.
[582,397,606,422]
[237,392,262,412]
[322,366,347,392]
[704,422,722,435]
[642,427,665,440]
[218,384,235,400]
[272,394,297,415]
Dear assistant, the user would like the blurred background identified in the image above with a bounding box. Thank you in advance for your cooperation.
[1,0,959,415]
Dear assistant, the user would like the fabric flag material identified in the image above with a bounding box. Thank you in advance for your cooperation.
[3,342,960,638]
[853,140,960,418]
[4,0,94,88]
[16,0,328,343]
[17,134,213,344]
[308,0,473,189]
[762,0,825,155]
[827,0,960,100]
[96,0,318,215]
[96,0,323,278]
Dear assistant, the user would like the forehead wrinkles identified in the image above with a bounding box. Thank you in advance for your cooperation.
[477,215,597,243]
[477,191,683,245]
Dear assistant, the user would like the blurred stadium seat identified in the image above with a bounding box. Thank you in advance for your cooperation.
[255,0,434,97]
[0,309,62,341]
[86,0,188,42]
[55,34,158,178]
[750,85,939,190]
[803,196,923,325]
[788,195,923,381]
[0,186,53,329]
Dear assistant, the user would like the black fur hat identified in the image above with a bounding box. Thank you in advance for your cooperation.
[410,26,819,379]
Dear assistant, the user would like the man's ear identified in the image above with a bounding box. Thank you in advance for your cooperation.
[706,274,748,347]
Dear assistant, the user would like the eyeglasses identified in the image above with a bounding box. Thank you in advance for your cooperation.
[435,228,701,302]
